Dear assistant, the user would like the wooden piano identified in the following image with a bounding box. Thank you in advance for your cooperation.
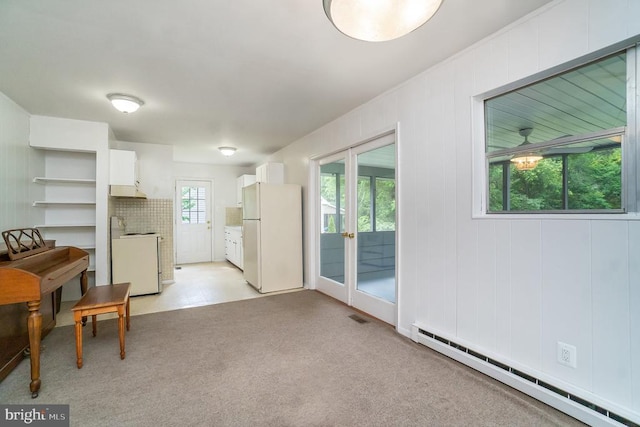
[0,228,89,398]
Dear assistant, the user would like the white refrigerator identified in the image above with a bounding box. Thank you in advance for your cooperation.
[242,182,302,293]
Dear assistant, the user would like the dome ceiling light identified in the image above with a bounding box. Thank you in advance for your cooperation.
[107,93,144,113]
[323,0,444,42]
[218,146,237,157]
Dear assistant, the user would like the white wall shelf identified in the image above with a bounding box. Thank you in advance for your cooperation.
[33,224,96,228]
[33,201,96,206]
[33,177,96,184]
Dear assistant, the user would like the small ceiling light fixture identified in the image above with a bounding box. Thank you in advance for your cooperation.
[107,93,144,113]
[323,0,443,42]
[218,146,237,157]
[511,128,543,171]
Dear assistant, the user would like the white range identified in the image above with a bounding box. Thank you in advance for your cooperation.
[111,218,162,296]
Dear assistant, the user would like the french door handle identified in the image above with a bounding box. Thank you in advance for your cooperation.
[341,232,355,239]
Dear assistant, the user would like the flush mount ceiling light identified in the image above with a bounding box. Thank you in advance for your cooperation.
[106,93,144,113]
[218,146,237,157]
[323,0,443,42]
[510,128,543,171]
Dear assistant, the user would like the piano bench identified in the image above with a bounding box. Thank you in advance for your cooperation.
[71,283,131,369]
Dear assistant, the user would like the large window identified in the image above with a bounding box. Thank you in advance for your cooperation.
[485,49,631,213]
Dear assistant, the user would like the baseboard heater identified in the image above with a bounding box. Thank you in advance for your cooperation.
[413,326,638,427]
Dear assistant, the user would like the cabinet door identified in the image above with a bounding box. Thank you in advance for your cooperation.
[255,163,283,184]
[237,175,257,205]
[109,150,138,186]
[255,165,267,183]
[224,230,231,260]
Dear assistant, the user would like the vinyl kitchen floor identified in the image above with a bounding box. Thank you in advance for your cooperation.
[56,261,269,327]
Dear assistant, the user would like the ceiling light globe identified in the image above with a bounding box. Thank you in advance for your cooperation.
[107,93,144,113]
[218,147,237,157]
[323,0,443,42]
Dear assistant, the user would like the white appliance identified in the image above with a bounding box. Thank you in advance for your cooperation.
[242,182,302,293]
[110,217,162,296]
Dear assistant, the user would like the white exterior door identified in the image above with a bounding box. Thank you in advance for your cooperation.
[315,132,397,325]
[176,179,213,264]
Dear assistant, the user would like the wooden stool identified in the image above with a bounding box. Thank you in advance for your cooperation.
[71,283,131,369]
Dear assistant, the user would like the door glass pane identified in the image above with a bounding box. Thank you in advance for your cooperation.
[320,160,345,285]
[181,186,207,224]
[357,176,372,231]
[356,144,396,302]
[375,177,396,231]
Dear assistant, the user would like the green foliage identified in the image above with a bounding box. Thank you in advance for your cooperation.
[321,171,395,233]
[357,177,371,232]
[567,149,621,209]
[375,178,396,231]
[510,157,563,211]
[488,147,621,212]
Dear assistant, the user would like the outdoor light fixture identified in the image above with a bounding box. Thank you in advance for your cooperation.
[511,128,543,171]
[107,93,144,113]
[218,147,237,157]
[323,0,443,42]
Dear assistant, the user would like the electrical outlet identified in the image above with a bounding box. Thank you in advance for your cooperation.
[557,342,577,368]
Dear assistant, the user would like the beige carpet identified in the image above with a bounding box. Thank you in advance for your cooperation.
[0,290,584,426]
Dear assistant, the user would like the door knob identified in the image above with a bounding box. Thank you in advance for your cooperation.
[341,232,355,238]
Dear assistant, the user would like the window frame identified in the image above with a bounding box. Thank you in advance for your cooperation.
[473,41,639,219]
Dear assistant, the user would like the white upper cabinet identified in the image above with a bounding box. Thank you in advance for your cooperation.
[109,149,139,187]
[255,162,284,184]
[236,174,256,205]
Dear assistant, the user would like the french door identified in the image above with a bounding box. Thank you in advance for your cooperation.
[316,133,397,325]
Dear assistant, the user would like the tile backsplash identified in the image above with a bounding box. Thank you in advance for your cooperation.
[113,198,174,282]
[225,207,242,226]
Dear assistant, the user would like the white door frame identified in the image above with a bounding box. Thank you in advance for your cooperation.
[310,126,400,326]
[174,178,215,264]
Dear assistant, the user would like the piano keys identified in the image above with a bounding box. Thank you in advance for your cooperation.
[0,245,89,398]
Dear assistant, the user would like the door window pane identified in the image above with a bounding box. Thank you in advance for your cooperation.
[356,143,396,303]
[181,186,207,224]
[375,177,395,231]
[357,176,372,232]
[320,161,346,284]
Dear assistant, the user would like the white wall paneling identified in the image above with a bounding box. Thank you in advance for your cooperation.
[506,17,540,82]
[476,220,497,352]
[591,221,632,407]
[629,222,640,413]
[494,221,512,357]
[588,0,629,51]
[396,81,422,332]
[537,0,589,71]
[540,220,592,389]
